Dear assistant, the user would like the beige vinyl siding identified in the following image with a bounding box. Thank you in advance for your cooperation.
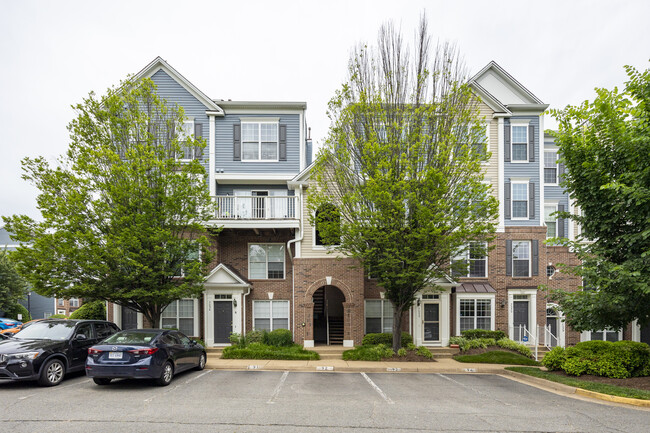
[477,101,498,200]
[301,186,345,259]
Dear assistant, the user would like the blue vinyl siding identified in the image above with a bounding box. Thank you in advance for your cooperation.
[215,114,301,174]
[150,70,210,173]
[505,116,540,226]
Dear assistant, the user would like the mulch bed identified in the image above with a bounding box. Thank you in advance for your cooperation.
[547,370,650,391]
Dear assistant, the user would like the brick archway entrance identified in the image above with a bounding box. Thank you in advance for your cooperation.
[312,285,345,345]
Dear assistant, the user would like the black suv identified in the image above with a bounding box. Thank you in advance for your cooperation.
[0,319,120,386]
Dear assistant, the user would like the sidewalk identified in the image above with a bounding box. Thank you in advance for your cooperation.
[205,357,509,374]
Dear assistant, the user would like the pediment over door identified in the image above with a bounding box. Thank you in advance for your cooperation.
[204,263,250,289]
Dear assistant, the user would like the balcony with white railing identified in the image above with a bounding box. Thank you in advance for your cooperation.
[212,195,299,229]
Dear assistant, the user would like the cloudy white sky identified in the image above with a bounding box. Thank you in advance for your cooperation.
[1,0,649,221]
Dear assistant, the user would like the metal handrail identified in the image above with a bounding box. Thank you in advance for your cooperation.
[214,195,297,220]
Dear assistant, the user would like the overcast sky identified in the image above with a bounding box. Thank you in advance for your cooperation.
[1,0,649,221]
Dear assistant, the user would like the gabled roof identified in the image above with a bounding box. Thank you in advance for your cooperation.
[133,56,224,115]
[287,161,315,189]
[204,263,250,287]
[470,61,548,112]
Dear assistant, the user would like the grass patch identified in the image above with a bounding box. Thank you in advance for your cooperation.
[506,367,650,400]
[222,343,320,360]
[454,350,540,366]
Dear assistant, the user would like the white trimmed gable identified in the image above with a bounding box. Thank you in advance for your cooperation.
[204,263,249,288]
[470,61,545,108]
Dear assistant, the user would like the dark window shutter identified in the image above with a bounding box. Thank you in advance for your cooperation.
[529,182,535,219]
[504,121,511,162]
[558,204,565,238]
[279,124,287,161]
[528,124,535,162]
[532,239,539,276]
[558,162,565,180]
[506,240,513,276]
[233,123,241,161]
[504,181,511,220]
[194,123,203,159]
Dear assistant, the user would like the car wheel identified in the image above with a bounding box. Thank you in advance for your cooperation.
[156,361,173,386]
[38,359,66,387]
[93,378,112,385]
[195,353,206,371]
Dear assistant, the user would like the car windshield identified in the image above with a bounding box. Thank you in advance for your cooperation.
[103,331,159,345]
[14,321,76,340]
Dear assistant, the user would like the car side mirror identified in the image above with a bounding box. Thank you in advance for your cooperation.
[75,334,87,341]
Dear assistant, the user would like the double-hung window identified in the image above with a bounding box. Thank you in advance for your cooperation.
[177,121,195,161]
[452,242,488,278]
[253,300,289,331]
[512,241,531,277]
[511,125,528,161]
[161,299,195,336]
[544,151,558,184]
[365,300,394,333]
[459,298,493,332]
[242,122,278,161]
[544,204,558,238]
[588,329,621,342]
[70,298,79,308]
[249,244,285,279]
[512,182,529,219]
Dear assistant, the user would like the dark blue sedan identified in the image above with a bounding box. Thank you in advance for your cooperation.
[85,329,206,386]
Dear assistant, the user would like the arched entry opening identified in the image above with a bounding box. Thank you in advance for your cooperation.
[312,285,345,345]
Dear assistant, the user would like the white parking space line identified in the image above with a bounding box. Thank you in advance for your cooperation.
[267,371,289,404]
[437,373,514,407]
[57,378,91,390]
[184,369,212,384]
[18,394,36,400]
[360,372,394,404]
[143,371,212,403]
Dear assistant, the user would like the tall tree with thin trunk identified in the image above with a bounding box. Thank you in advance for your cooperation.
[4,77,216,327]
[308,17,498,352]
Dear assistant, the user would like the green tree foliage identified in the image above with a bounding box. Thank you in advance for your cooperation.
[549,64,650,331]
[0,249,28,314]
[3,77,216,327]
[68,300,106,320]
[4,303,32,323]
[308,18,498,351]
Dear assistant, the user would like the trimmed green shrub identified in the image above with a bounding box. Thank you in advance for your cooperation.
[343,344,395,361]
[555,340,650,378]
[496,338,533,358]
[562,356,590,376]
[263,328,293,347]
[222,343,319,360]
[449,336,466,346]
[397,348,407,357]
[461,329,507,341]
[541,347,566,371]
[417,346,433,359]
[406,343,417,351]
[5,303,31,323]
[362,332,413,347]
[246,329,265,344]
[229,333,244,346]
[69,300,106,320]
[49,314,67,319]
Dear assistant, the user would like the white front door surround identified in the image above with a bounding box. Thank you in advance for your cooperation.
[508,288,537,344]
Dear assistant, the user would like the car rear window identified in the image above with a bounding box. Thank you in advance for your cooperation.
[103,331,160,345]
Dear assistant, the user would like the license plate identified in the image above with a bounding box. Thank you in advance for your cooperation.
[108,352,123,359]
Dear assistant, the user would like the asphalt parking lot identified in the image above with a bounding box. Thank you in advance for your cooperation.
[1,370,648,432]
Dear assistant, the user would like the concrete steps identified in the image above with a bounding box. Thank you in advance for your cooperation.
[311,345,346,360]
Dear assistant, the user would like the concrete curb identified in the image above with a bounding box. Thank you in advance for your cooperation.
[574,388,650,408]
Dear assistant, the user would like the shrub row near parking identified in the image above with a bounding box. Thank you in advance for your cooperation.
[222,342,320,360]
[4,303,32,323]
[342,343,433,361]
[541,340,650,379]
[460,329,507,341]
[361,332,413,347]
[229,328,294,348]
[449,336,533,358]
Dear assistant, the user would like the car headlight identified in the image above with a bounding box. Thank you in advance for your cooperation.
[7,351,40,360]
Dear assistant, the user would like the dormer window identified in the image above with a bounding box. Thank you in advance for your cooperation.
[242,122,278,161]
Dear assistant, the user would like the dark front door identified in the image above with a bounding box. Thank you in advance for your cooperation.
[423,303,440,342]
[214,301,232,344]
[546,317,558,347]
[641,323,650,345]
[513,301,529,341]
[122,306,138,330]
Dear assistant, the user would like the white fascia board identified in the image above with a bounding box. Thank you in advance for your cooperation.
[215,101,307,110]
[470,82,511,115]
[214,173,295,184]
[472,61,544,105]
[133,57,224,114]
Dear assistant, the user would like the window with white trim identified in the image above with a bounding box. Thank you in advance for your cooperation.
[249,244,285,279]
[512,182,528,219]
[57,309,66,315]
[511,125,528,161]
[242,122,278,161]
[177,121,195,160]
[544,151,558,184]
[365,299,394,333]
[58,298,64,306]
[544,204,558,238]
[452,241,488,278]
[512,241,531,277]
[253,300,289,331]
[588,329,621,342]
[459,298,493,332]
[161,299,195,336]
[70,298,79,308]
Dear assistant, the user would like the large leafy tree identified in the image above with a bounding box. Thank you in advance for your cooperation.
[0,248,28,314]
[308,18,498,351]
[3,78,216,326]
[549,64,650,331]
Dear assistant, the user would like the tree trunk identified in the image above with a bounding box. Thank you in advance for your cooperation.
[392,306,406,353]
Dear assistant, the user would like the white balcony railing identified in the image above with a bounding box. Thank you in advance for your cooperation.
[214,195,297,220]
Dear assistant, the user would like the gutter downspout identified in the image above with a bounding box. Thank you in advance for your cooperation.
[242,285,251,337]
[287,184,304,340]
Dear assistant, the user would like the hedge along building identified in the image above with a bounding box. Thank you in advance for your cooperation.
[106,57,589,348]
